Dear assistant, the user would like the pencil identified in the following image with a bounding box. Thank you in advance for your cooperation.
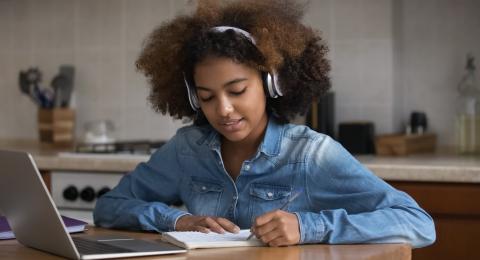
[246,189,303,240]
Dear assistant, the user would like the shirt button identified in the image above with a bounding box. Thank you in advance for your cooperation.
[202,186,207,191]
[267,192,273,198]
[244,164,250,171]
[233,196,237,200]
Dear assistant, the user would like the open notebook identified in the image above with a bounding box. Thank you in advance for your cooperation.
[161,229,264,249]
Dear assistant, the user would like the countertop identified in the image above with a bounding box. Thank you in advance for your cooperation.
[1,139,480,183]
[0,139,144,172]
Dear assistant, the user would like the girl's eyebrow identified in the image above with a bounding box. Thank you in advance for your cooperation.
[196,78,248,91]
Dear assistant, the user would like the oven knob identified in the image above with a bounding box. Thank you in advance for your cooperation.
[97,187,111,198]
[63,186,78,201]
[80,186,96,202]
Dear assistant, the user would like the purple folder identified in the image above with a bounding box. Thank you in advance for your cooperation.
[0,215,87,240]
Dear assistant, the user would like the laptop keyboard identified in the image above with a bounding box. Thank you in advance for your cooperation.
[72,237,134,255]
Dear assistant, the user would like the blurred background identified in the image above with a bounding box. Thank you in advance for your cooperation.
[0,0,479,147]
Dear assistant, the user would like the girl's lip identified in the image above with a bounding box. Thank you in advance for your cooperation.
[220,118,244,131]
[221,118,243,125]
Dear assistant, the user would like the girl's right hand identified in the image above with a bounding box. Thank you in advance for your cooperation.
[175,215,240,234]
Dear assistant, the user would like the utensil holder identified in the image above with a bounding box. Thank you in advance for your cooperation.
[37,108,75,145]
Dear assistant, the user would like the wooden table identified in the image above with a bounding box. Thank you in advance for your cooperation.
[0,226,411,260]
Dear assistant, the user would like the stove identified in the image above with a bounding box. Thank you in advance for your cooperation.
[74,140,166,154]
[51,140,166,223]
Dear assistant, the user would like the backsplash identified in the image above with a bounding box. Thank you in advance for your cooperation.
[0,0,191,141]
[0,0,479,146]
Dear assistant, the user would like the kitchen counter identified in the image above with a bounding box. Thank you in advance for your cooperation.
[1,139,480,183]
[357,153,480,183]
[0,139,146,172]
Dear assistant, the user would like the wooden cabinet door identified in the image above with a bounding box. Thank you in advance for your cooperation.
[389,181,480,260]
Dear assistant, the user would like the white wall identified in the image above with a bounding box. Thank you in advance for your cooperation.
[393,0,480,146]
[304,0,395,136]
[0,0,479,146]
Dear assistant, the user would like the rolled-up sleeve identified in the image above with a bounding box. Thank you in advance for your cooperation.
[93,135,189,232]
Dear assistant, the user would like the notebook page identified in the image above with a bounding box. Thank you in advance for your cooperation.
[162,229,264,249]
[168,229,252,242]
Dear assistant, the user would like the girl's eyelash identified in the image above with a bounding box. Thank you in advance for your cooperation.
[200,96,213,102]
[199,87,246,102]
[231,88,246,95]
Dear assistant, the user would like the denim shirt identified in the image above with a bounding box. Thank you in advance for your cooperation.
[93,118,435,248]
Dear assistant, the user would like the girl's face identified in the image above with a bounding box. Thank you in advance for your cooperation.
[193,56,268,144]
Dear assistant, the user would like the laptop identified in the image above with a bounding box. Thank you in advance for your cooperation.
[0,150,187,259]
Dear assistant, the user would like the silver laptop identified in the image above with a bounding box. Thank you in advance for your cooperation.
[0,150,187,259]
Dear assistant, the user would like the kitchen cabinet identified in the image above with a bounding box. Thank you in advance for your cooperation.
[388,181,480,260]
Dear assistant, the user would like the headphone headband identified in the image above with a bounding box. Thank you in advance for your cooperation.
[210,26,256,44]
[184,26,283,111]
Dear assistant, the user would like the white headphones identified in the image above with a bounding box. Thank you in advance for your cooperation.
[184,26,283,111]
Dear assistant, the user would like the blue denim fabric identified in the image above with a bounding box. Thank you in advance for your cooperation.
[93,118,435,248]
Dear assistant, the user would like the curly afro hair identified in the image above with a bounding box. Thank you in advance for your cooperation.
[136,0,330,124]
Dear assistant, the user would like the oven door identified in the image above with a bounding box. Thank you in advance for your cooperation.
[51,171,124,223]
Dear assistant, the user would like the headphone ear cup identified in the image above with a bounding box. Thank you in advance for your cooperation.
[261,72,270,97]
[264,72,281,98]
[183,73,200,111]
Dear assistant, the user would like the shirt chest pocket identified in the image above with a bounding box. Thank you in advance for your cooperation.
[248,184,291,221]
[188,178,224,216]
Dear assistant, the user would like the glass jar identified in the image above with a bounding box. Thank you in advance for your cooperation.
[455,54,480,154]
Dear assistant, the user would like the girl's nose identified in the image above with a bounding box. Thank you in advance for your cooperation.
[218,99,234,117]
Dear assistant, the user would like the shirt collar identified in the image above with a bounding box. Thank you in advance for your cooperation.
[198,117,283,156]
[196,124,221,150]
[258,118,283,156]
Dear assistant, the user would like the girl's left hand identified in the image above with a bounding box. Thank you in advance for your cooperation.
[251,210,300,247]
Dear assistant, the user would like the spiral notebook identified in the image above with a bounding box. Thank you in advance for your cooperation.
[161,229,264,249]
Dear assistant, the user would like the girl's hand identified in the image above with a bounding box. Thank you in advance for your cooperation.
[251,210,300,247]
[175,215,240,234]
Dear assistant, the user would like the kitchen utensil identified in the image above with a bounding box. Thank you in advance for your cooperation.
[51,74,68,108]
[18,68,49,107]
[18,71,39,105]
[51,65,75,108]
[35,86,54,108]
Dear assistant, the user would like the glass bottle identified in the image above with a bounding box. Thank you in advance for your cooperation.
[456,54,480,154]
